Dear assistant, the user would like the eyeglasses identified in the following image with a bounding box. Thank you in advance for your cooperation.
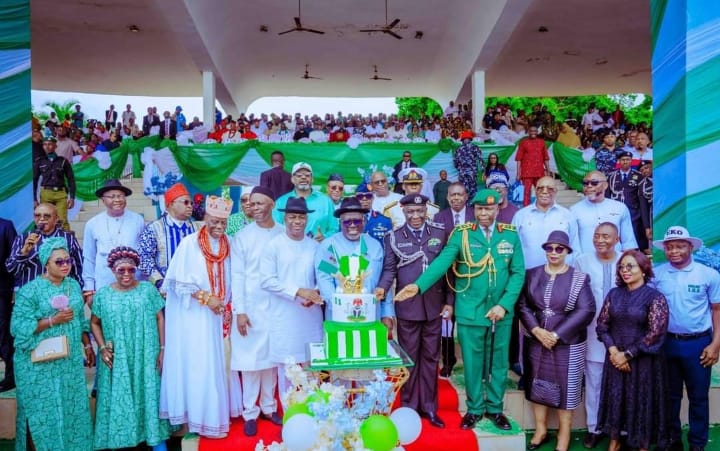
[372,179,387,185]
[114,266,137,275]
[53,258,72,266]
[341,219,363,227]
[356,193,373,200]
[103,194,126,200]
[327,186,344,191]
[618,263,637,272]
[536,185,556,192]
[34,213,54,219]
[543,245,567,254]
[174,199,192,206]
[582,180,603,187]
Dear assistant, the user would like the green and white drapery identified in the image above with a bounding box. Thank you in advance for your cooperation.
[0,1,31,230]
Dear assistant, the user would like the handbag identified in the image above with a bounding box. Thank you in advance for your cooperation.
[31,335,69,363]
[529,346,561,407]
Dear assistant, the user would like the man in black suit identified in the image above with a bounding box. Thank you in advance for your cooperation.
[392,151,417,194]
[142,106,160,136]
[376,194,453,428]
[159,111,177,140]
[104,104,118,130]
[259,151,293,200]
[0,217,17,392]
[432,181,473,377]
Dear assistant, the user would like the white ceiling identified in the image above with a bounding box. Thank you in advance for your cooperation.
[30,0,651,114]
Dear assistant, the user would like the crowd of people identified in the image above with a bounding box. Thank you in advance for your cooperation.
[6,102,713,451]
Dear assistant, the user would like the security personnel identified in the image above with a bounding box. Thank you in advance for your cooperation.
[355,186,392,246]
[32,137,76,231]
[376,194,453,428]
[383,168,439,227]
[606,151,646,250]
[395,189,524,431]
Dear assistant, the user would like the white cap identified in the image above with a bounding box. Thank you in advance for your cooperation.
[292,162,313,174]
[653,226,703,250]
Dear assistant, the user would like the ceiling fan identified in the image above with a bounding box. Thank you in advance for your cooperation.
[370,65,391,81]
[278,0,325,35]
[359,0,403,40]
[301,64,322,80]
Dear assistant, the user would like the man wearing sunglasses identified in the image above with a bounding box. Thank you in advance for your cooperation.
[570,170,637,254]
[376,194,453,428]
[138,183,197,290]
[369,170,402,215]
[355,186,392,246]
[314,197,395,333]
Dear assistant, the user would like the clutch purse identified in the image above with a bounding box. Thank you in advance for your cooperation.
[529,377,561,407]
[31,335,69,363]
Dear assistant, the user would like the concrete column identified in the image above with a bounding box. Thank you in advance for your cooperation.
[202,70,216,128]
[651,0,720,255]
[471,70,485,134]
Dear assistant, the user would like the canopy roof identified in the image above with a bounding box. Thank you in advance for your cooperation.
[31,0,650,114]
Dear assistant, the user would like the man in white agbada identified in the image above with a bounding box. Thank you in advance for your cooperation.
[231,186,285,437]
[573,222,621,449]
[159,195,242,439]
[260,197,323,399]
[82,179,145,304]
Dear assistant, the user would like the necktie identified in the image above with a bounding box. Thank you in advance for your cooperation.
[622,173,627,183]
[165,120,170,135]
[484,227,491,242]
[413,229,422,241]
[454,213,460,226]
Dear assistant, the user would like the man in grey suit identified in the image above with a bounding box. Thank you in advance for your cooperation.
[376,194,453,428]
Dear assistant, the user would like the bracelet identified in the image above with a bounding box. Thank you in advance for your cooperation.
[160,345,165,350]
[84,345,92,350]
[99,345,106,351]
[48,316,53,327]
[624,350,634,360]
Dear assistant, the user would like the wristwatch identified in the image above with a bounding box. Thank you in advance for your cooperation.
[550,332,559,340]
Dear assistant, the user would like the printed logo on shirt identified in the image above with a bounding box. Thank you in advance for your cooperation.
[688,284,701,294]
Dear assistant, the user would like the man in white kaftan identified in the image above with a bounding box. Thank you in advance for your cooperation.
[231,186,285,436]
[159,198,242,439]
[570,171,637,254]
[82,179,144,301]
[261,197,323,398]
[573,222,621,448]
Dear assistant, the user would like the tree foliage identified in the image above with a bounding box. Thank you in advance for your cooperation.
[33,99,80,123]
[395,97,443,119]
[485,94,652,126]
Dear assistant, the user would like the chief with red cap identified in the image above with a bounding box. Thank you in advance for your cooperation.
[138,182,197,288]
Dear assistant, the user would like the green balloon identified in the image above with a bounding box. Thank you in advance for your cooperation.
[283,402,311,424]
[360,415,399,451]
[305,390,330,405]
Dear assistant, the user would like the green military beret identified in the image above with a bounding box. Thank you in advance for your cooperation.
[471,189,501,206]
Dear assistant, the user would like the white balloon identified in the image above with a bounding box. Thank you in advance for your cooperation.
[282,413,318,451]
[389,407,422,445]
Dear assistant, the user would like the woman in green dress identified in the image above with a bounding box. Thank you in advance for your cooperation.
[11,237,94,451]
[90,246,169,450]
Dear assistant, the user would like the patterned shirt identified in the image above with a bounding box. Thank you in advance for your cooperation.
[454,142,484,175]
[138,214,195,287]
[594,147,617,176]
[6,227,84,289]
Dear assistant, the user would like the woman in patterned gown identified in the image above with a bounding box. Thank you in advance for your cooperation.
[91,246,169,450]
[596,250,669,451]
[11,237,94,451]
[517,230,596,451]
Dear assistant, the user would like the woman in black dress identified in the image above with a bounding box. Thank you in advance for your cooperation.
[596,249,669,451]
[517,230,596,451]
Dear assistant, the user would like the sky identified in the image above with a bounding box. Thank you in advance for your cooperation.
[31,90,398,121]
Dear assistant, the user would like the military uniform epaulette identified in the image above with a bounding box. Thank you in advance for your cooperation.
[496,222,516,233]
[428,201,439,209]
[448,222,474,239]
[426,220,445,230]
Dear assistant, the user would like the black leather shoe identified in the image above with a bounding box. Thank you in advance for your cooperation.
[460,413,482,430]
[439,366,453,379]
[654,439,684,451]
[583,432,604,449]
[485,412,512,430]
[261,411,283,425]
[243,419,257,436]
[528,433,551,450]
[420,411,445,428]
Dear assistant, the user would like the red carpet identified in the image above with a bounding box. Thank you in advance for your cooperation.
[199,378,477,451]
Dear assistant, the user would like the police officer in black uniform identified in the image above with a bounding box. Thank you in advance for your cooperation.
[606,151,646,250]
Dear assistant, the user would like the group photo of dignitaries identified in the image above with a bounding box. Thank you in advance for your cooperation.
[3,157,718,451]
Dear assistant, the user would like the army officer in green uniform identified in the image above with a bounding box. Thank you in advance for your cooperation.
[395,189,524,431]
